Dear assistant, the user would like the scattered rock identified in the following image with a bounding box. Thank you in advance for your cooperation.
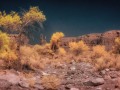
[91,78,105,86]
[105,69,110,72]
[109,72,118,79]
[34,84,44,90]
[0,72,20,85]
[19,79,29,88]
[70,66,76,71]
[84,78,104,86]
[104,75,111,80]
[0,79,12,89]
[70,87,79,90]
[96,87,102,90]
[100,70,106,75]
[110,68,116,71]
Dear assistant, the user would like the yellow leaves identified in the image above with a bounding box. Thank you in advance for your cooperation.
[0,11,21,30]
[0,50,18,61]
[23,6,46,24]
[0,31,10,51]
[0,31,18,61]
[0,6,46,31]
[50,32,64,43]
[50,32,64,51]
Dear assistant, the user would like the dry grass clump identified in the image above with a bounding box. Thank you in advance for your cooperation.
[90,45,117,70]
[20,45,45,69]
[93,55,116,71]
[91,45,108,58]
[41,75,61,90]
[33,44,54,57]
[69,40,89,55]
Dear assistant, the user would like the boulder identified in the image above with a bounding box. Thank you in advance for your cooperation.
[83,78,104,86]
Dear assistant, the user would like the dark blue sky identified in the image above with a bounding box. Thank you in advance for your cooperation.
[0,0,120,41]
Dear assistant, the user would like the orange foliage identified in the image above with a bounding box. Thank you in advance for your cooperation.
[58,47,66,56]
[50,32,64,51]
[92,45,108,58]
[69,40,89,55]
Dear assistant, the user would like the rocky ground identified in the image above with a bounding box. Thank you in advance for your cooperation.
[0,62,120,90]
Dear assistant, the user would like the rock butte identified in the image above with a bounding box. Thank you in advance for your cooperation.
[60,30,120,50]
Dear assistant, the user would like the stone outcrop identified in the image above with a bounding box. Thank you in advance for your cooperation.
[60,30,120,50]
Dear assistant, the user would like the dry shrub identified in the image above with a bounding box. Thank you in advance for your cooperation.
[20,45,45,69]
[50,32,64,51]
[9,40,18,51]
[0,31,10,52]
[112,37,120,54]
[92,45,108,58]
[69,40,89,55]
[20,45,53,70]
[114,55,120,69]
[0,50,18,68]
[33,44,54,56]
[94,56,113,70]
[90,53,120,71]
[41,75,61,90]
[58,47,66,56]
[0,31,18,68]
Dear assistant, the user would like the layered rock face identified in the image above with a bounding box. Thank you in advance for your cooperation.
[61,30,120,50]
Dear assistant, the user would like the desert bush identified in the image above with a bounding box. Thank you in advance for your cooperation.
[58,47,66,56]
[114,55,120,70]
[20,45,52,70]
[20,45,43,69]
[0,31,18,68]
[33,44,54,56]
[112,37,120,54]
[92,45,108,58]
[50,32,64,52]
[69,40,89,55]
[93,55,115,70]
[0,31,10,51]
[41,75,61,90]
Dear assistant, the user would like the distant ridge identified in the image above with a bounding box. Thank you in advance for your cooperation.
[61,30,120,50]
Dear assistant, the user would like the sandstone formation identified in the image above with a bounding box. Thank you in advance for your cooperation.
[61,30,120,50]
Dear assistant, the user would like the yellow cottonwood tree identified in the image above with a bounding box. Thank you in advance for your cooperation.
[0,6,46,63]
[0,6,46,47]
